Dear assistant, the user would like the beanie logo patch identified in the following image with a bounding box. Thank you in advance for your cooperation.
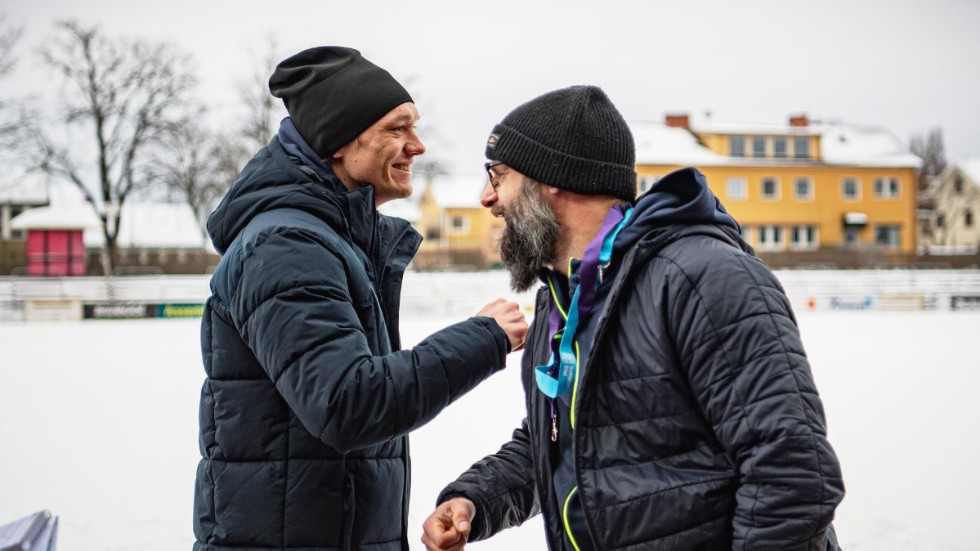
[486,133,500,149]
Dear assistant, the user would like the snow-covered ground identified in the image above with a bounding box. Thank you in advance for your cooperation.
[1,304,978,549]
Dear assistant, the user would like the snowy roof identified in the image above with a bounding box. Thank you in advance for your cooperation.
[818,124,922,168]
[0,169,49,204]
[425,175,486,209]
[632,118,921,168]
[632,121,723,166]
[10,204,100,230]
[378,196,421,223]
[96,202,205,249]
[691,121,817,137]
[12,201,206,249]
[956,158,980,185]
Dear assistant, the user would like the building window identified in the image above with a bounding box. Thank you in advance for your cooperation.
[638,174,660,194]
[842,177,861,200]
[449,214,469,234]
[791,225,818,250]
[752,137,766,158]
[726,176,747,200]
[844,226,860,247]
[761,177,780,199]
[954,177,963,193]
[936,214,945,228]
[6,205,26,239]
[740,225,752,244]
[757,225,784,251]
[794,137,810,159]
[966,209,974,228]
[874,225,901,248]
[794,177,813,200]
[874,177,900,198]
[730,136,745,157]
[773,137,787,159]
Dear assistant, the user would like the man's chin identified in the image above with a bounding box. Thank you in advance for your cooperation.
[502,258,541,293]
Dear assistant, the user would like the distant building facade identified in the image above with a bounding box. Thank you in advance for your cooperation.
[8,195,218,276]
[633,114,922,268]
[411,176,502,270]
[920,159,980,252]
[0,170,50,274]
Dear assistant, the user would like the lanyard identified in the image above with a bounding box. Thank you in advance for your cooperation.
[534,205,633,399]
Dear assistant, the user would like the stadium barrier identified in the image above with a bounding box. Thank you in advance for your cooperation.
[1,269,979,321]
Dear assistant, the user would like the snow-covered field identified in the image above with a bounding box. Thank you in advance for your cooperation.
[1,304,978,550]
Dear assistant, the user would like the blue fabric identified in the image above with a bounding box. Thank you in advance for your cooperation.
[614,167,740,258]
[277,116,330,171]
[547,270,599,551]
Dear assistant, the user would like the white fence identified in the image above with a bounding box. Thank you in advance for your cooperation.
[2,269,980,321]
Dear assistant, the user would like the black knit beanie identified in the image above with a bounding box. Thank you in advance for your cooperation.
[485,85,636,202]
[269,46,413,159]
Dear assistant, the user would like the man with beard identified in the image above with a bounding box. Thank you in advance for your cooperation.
[421,85,844,551]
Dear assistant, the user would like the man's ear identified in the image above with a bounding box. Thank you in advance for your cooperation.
[543,184,561,197]
[332,143,348,160]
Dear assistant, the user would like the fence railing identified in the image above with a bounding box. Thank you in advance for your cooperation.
[2,269,980,321]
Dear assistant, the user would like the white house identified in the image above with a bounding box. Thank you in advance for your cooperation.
[921,159,980,252]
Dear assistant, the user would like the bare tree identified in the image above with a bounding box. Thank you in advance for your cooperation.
[146,121,248,235]
[401,78,449,184]
[910,127,947,191]
[0,13,25,144]
[145,37,281,243]
[32,20,195,275]
[237,35,285,151]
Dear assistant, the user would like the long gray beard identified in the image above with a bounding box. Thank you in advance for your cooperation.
[499,180,559,292]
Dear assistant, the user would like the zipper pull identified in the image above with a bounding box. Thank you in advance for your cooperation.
[551,414,558,442]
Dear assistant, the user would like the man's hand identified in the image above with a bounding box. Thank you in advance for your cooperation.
[476,298,528,352]
[421,497,476,551]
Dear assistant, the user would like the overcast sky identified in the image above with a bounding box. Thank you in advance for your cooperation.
[4,0,979,177]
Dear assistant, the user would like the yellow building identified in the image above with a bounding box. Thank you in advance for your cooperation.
[633,114,921,266]
[409,176,502,270]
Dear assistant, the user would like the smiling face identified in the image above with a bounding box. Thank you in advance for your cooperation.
[330,102,425,206]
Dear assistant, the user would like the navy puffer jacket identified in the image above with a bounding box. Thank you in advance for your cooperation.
[194,137,509,551]
[439,168,844,550]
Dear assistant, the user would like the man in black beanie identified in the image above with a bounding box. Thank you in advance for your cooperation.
[194,46,528,551]
[423,86,844,551]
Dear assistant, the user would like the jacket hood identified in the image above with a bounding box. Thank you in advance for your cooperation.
[207,136,374,254]
[614,167,740,254]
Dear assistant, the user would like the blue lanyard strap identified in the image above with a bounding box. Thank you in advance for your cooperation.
[535,206,633,399]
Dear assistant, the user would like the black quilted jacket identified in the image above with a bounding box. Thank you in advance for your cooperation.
[194,137,509,551]
[439,168,844,550]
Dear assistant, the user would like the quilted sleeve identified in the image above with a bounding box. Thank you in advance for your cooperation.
[230,227,509,453]
[665,239,845,550]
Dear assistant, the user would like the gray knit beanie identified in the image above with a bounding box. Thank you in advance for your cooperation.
[485,85,636,202]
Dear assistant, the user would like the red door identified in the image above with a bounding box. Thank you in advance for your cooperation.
[25,230,87,276]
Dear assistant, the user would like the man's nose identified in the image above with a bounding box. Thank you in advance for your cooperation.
[480,183,497,208]
[407,129,426,155]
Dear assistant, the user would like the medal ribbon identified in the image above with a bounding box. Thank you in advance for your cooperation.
[534,206,633,398]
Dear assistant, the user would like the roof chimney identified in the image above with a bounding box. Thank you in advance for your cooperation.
[665,113,690,129]
[789,114,809,127]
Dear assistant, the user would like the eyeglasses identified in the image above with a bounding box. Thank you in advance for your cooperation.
[485,160,504,184]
